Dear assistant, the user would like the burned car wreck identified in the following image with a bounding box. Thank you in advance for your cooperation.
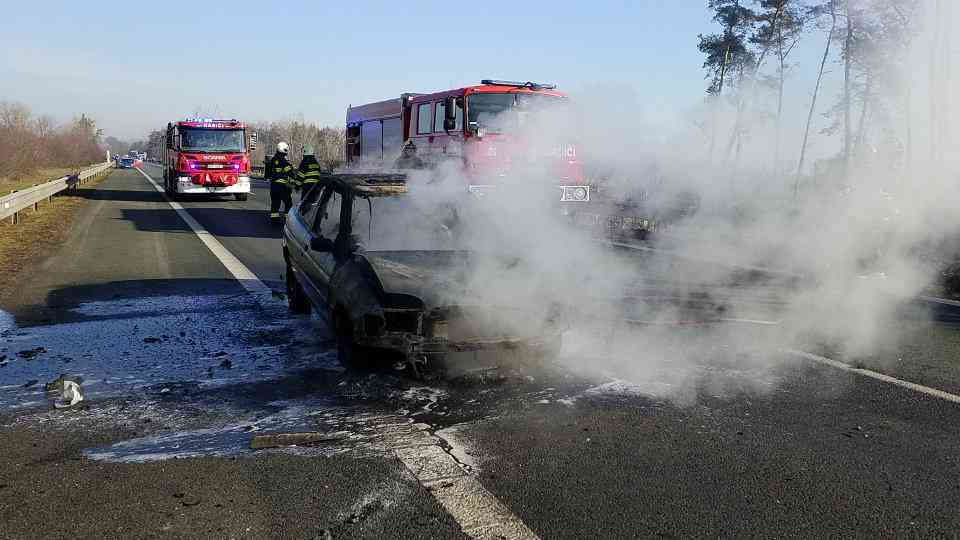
[282,173,565,377]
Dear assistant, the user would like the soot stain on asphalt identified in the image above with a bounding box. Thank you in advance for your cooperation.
[2,291,799,467]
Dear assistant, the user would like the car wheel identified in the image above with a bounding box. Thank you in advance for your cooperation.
[335,310,372,369]
[286,265,311,314]
[234,193,248,201]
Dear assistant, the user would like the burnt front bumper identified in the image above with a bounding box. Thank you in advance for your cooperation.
[356,305,566,376]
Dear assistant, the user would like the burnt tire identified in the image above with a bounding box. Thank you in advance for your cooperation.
[335,311,373,369]
[234,193,248,201]
[285,265,311,314]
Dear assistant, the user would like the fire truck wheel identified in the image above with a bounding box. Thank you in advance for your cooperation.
[234,193,248,201]
[286,265,311,314]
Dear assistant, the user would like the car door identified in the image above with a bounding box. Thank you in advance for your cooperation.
[303,185,344,306]
[286,184,322,288]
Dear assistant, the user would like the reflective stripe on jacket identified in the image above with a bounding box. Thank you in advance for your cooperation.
[296,157,323,186]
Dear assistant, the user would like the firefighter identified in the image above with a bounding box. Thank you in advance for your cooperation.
[266,141,294,222]
[295,145,323,198]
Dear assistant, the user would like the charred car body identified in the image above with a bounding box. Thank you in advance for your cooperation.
[282,173,565,376]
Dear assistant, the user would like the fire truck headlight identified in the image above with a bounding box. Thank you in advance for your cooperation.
[560,186,589,202]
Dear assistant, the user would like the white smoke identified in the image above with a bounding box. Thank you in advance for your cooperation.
[357,0,959,398]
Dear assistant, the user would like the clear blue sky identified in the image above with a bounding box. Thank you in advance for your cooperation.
[0,1,824,141]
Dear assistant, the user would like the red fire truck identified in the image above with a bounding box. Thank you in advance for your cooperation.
[162,118,253,201]
[345,79,591,206]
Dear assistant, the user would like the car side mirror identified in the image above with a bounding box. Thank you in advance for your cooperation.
[444,96,457,131]
[310,237,334,252]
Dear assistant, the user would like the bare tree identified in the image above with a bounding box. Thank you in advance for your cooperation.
[795,0,839,197]
[751,0,804,175]
[0,102,105,180]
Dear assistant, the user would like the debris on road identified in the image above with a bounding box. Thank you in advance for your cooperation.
[44,374,84,392]
[250,432,345,450]
[219,358,232,369]
[17,347,46,359]
[52,380,84,409]
[172,492,202,507]
[143,337,161,343]
[312,530,333,540]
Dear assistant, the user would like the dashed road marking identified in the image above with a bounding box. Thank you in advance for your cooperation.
[135,166,538,539]
[788,349,960,405]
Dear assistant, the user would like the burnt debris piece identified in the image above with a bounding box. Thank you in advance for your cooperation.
[17,347,46,360]
[249,432,346,450]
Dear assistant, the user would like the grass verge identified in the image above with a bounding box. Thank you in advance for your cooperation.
[0,170,112,303]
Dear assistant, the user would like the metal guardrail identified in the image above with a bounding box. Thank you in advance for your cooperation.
[0,161,114,224]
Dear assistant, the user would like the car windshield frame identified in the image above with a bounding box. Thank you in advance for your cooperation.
[466,92,566,134]
[179,127,246,153]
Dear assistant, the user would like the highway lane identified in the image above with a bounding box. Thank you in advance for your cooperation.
[5,167,960,537]
[141,163,287,290]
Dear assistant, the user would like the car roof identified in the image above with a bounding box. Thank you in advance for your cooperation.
[322,173,408,198]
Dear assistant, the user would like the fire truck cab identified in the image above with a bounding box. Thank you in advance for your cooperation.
[346,80,589,203]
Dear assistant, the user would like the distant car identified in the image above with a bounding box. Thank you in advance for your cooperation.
[282,174,565,377]
[118,157,135,169]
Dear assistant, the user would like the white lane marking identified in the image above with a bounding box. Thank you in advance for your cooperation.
[721,318,780,325]
[788,350,960,405]
[135,167,269,295]
[919,295,960,308]
[392,426,540,540]
[136,166,537,538]
[604,239,803,278]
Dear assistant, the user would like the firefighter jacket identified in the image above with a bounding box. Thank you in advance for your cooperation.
[266,152,295,185]
[295,156,323,189]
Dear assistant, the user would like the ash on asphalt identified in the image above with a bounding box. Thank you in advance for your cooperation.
[0,282,806,467]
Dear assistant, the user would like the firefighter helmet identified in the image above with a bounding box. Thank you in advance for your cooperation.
[303,145,315,156]
[277,141,289,154]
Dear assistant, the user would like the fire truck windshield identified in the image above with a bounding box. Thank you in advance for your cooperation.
[467,93,565,134]
[180,127,246,152]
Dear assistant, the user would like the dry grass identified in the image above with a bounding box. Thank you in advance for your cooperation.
[0,170,112,301]
[0,167,77,194]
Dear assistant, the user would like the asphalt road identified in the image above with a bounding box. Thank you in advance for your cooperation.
[3,167,960,539]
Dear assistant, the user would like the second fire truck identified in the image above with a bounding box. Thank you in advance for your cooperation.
[345,79,591,208]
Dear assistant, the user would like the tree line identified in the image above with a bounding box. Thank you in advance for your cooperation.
[697,0,936,195]
[0,102,106,181]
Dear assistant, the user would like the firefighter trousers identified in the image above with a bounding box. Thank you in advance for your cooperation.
[270,182,293,216]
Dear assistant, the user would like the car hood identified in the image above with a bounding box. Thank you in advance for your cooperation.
[361,250,473,307]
